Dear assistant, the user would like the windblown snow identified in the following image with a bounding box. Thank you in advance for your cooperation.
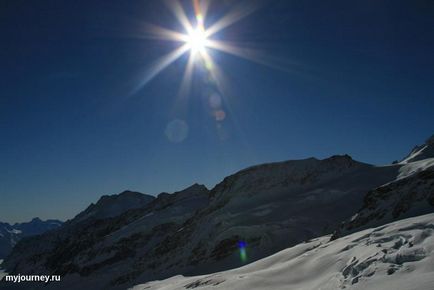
[131,213,434,290]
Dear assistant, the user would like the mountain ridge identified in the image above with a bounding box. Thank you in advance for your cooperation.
[1,134,433,290]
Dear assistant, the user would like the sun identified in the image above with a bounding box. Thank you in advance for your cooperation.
[136,0,265,89]
[186,25,208,54]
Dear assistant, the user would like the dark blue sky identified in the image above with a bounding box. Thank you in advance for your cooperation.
[1,0,433,223]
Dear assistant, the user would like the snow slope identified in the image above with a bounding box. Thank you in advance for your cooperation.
[131,213,434,290]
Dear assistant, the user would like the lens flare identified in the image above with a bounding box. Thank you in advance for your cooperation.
[238,241,248,263]
[165,119,189,143]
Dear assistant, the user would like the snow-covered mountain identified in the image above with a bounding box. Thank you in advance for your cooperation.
[1,134,433,290]
[1,184,210,289]
[131,213,434,290]
[0,190,154,260]
[1,156,400,289]
[150,155,399,280]
[0,218,62,259]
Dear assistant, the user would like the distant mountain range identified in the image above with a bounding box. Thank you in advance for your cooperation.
[0,218,62,259]
[1,135,433,290]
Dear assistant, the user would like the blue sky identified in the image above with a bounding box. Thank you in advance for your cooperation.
[1,0,433,223]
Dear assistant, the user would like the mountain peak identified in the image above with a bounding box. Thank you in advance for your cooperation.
[118,190,143,196]
[171,183,209,200]
[98,190,154,202]
[179,183,208,192]
[322,154,364,168]
[328,154,353,160]
[72,190,155,223]
[326,154,354,162]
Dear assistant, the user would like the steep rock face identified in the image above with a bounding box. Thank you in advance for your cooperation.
[0,218,62,259]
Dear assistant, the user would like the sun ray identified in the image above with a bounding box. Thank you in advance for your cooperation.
[129,0,291,148]
[199,49,229,97]
[138,43,190,89]
[133,0,298,100]
[140,23,188,42]
[164,0,193,34]
[196,0,211,22]
[206,39,259,61]
[178,51,196,98]
[206,39,311,75]
[169,52,196,117]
